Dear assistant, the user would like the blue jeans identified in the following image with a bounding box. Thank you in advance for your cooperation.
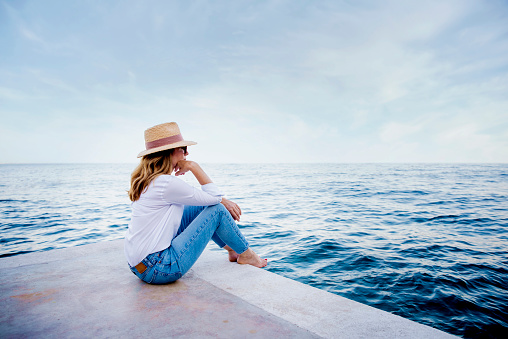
[130,204,250,284]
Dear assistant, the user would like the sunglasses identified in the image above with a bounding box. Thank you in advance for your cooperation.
[178,146,188,154]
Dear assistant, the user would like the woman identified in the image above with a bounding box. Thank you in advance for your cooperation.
[125,122,267,284]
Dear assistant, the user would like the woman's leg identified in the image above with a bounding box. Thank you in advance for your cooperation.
[179,205,228,249]
[170,204,265,277]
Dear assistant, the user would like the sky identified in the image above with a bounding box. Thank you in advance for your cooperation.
[1,0,507,163]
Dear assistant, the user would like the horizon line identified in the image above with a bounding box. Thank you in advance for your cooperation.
[1,162,507,165]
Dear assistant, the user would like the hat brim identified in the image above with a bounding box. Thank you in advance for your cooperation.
[137,140,197,158]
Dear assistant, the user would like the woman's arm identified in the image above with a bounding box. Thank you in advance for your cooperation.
[174,161,212,185]
[175,160,242,221]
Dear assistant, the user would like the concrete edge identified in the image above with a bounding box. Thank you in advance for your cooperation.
[192,246,457,338]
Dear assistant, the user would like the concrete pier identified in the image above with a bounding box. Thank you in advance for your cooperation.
[0,240,456,338]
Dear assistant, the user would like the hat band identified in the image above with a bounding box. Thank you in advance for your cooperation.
[146,134,184,150]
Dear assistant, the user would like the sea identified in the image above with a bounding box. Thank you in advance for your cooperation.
[0,163,507,338]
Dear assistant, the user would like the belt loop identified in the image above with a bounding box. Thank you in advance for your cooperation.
[143,258,152,268]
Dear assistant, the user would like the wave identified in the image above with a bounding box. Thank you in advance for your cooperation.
[1,163,507,338]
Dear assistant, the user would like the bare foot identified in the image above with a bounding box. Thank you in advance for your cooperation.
[224,245,239,262]
[237,248,268,268]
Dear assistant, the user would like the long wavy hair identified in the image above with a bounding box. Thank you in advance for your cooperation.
[128,149,174,201]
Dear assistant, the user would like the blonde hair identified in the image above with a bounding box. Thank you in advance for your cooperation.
[129,149,174,201]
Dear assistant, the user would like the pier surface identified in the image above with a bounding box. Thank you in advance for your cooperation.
[0,240,456,338]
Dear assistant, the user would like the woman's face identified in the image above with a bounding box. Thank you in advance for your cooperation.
[171,146,188,168]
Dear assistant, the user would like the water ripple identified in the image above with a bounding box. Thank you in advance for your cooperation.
[1,163,507,338]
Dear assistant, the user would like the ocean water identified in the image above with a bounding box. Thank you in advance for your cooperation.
[1,163,507,338]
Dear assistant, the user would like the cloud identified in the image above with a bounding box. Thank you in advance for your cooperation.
[19,25,45,44]
[0,86,29,100]
[0,0,507,163]
[379,122,424,143]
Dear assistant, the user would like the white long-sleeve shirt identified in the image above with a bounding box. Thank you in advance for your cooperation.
[124,175,223,267]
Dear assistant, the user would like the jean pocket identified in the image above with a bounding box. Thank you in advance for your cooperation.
[130,265,155,284]
[151,270,182,285]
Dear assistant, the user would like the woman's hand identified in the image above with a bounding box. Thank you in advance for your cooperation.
[221,197,242,222]
[175,160,213,186]
[174,160,195,176]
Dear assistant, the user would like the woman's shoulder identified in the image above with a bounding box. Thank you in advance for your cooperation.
[153,174,195,198]
[152,174,176,185]
[153,174,185,186]
[154,174,172,181]
[145,175,184,196]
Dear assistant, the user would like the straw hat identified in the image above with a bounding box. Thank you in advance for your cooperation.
[137,122,197,158]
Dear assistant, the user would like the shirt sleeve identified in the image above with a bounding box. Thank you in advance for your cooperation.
[201,183,224,197]
[162,177,223,206]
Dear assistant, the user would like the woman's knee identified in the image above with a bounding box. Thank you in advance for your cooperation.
[206,203,227,214]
